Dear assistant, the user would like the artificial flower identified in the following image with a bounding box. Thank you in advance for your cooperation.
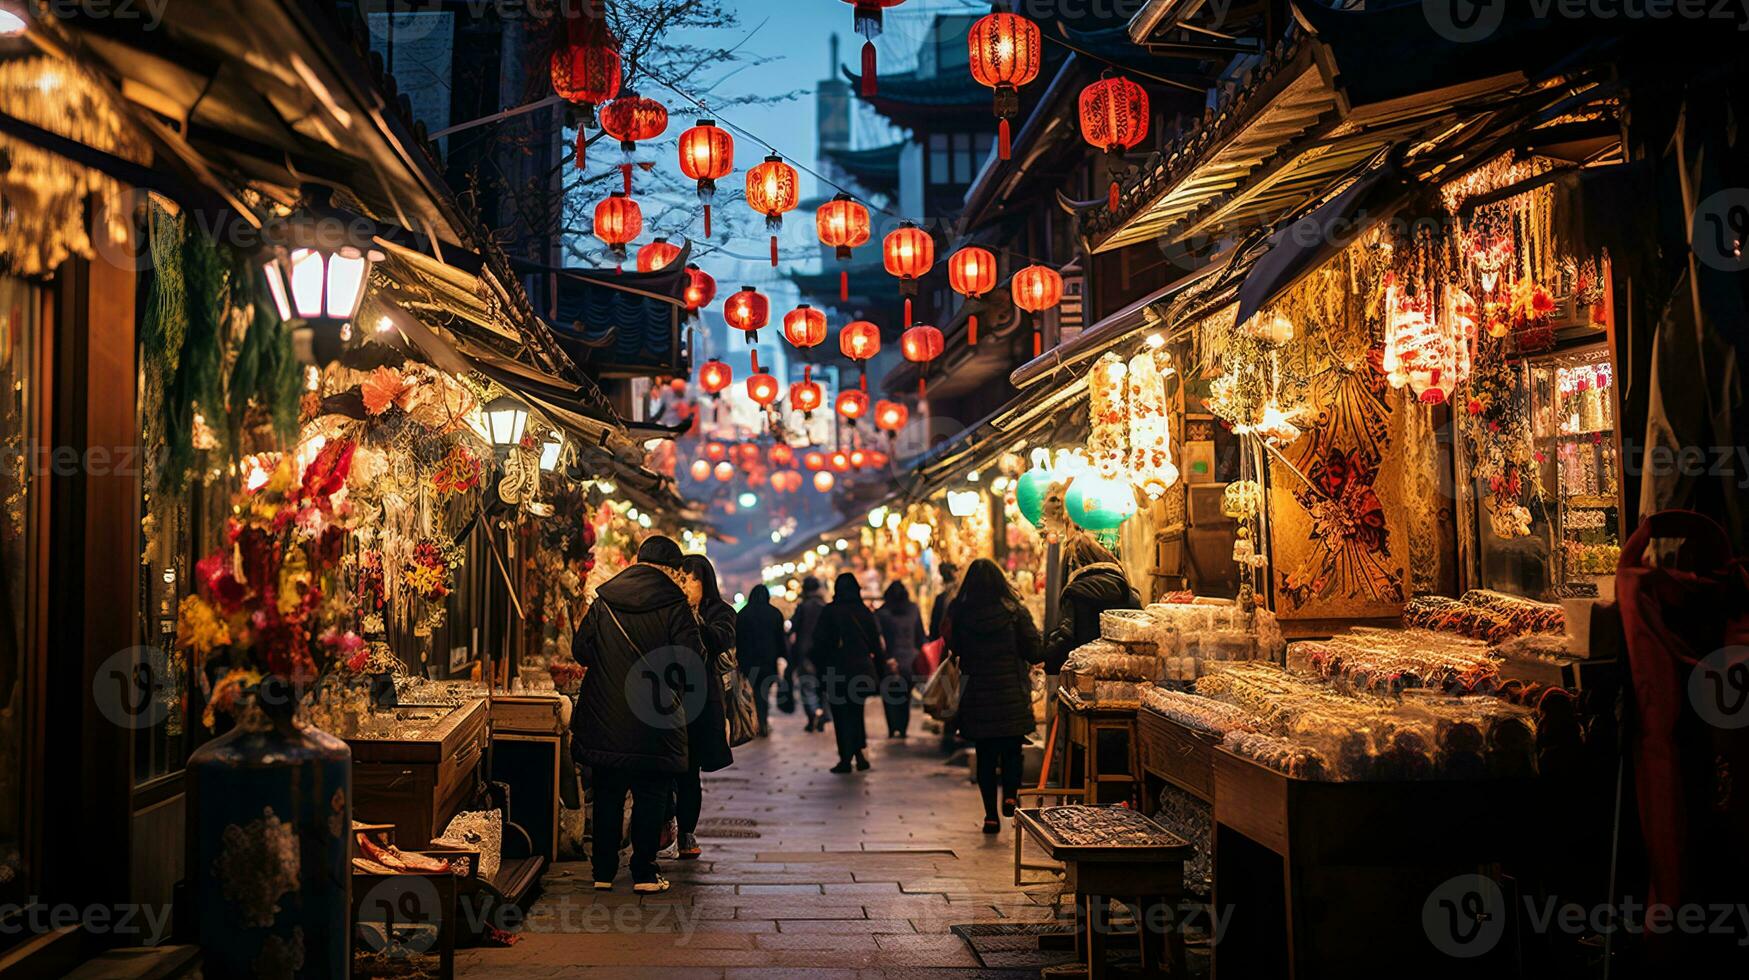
[175,595,232,659]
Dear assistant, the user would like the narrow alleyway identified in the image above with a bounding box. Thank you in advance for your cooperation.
[458,704,1069,978]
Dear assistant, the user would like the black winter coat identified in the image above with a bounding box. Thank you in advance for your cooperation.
[876,603,926,677]
[570,564,705,774]
[1042,563,1140,673]
[689,597,737,772]
[734,595,786,673]
[947,597,1043,739]
[789,594,826,664]
[812,598,883,704]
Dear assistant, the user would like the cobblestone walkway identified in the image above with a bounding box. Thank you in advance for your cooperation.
[457,702,1066,978]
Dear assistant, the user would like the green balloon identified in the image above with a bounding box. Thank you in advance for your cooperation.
[1016,469,1054,527]
[1064,474,1136,532]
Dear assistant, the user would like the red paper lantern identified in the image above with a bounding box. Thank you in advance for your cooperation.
[803,450,827,471]
[782,304,828,351]
[836,388,869,423]
[1079,73,1149,211]
[848,448,869,469]
[882,221,935,327]
[771,443,796,468]
[597,92,667,192]
[840,320,882,364]
[550,9,621,122]
[682,264,716,313]
[829,450,851,473]
[704,441,728,461]
[725,285,770,343]
[947,246,998,346]
[816,194,871,302]
[867,449,890,468]
[746,154,800,267]
[713,460,735,482]
[842,0,906,96]
[676,120,735,238]
[814,470,836,493]
[789,379,824,415]
[874,399,908,434]
[746,372,780,407]
[968,10,1041,161]
[698,358,732,395]
[689,458,711,482]
[592,192,641,268]
[901,324,945,398]
[636,236,681,273]
[1012,263,1063,357]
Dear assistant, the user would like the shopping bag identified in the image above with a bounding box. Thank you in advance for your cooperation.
[719,650,759,748]
[921,656,961,720]
[915,637,946,678]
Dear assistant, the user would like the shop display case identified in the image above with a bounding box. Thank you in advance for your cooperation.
[1530,345,1620,596]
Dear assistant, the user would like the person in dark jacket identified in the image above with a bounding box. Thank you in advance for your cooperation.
[927,561,960,640]
[812,572,883,773]
[875,581,927,738]
[735,584,785,736]
[945,558,1043,833]
[787,576,829,732]
[1042,535,1141,674]
[673,554,735,861]
[571,535,704,893]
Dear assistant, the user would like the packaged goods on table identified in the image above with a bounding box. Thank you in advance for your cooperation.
[1065,638,1162,682]
[1402,590,1566,643]
[1289,628,1501,695]
[1140,683,1254,736]
[1458,589,1566,635]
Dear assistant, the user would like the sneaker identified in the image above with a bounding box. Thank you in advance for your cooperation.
[677,833,701,860]
[594,880,614,891]
[633,876,671,894]
[658,819,677,852]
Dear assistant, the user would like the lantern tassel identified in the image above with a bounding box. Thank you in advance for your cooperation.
[968,314,978,346]
[861,40,877,97]
[703,204,712,239]
[840,268,849,302]
[1033,327,1042,358]
[904,296,912,329]
[769,235,779,267]
[621,164,633,195]
[1108,179,1120,212]
[998,118,1011,161]
[919,375,926,400]
[751,349,761,374]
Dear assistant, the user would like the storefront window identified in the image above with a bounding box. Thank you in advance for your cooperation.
[0,276,41,902]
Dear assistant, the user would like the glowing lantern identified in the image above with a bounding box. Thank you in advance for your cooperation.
[1079,73,1150,211]
[682,264,716,314]
[676,119,734,238]
[790,378,824,415]
[829,451,851,472]
[714,460,735,482]
[725,286,769,343]
[550,10,621,124]
[597,93,667,192]
[1012,263,1063,357]
[260,214,385,367]
[967,9,1041,160]
[636,236,681,273]
[1016,468,1057,527]
[747,372,781,407]
[704,441,728,462]
[836,388,869,424]
[900,324,945,398]
[816,194,872,302]
[843,0,906,96]
[698,358,732,396]
[1065,473,1137,543]
[689,459,712,482]
[947,246,998,345]
[593,192,641,269]
[782,304,828,351]
[771,443,796,468]
[813,470,836,493]
[746,154,800,266]
[883,221,935,327]
[839,320,882,385]
[803,450,827,471]
[866,449,890,468]
[874,399,908,434]
[848,448,869,469]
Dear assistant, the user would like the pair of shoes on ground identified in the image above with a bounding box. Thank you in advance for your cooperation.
[594,876,671,893]
[829,752,872,774]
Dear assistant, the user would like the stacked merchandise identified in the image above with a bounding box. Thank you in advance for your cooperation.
[1062,638,1161,704]
[1097,598,1284,683]
[1289,628,1500,695]
[1401,590,1565,643]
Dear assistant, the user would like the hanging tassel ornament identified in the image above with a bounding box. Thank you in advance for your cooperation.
[845,1,905,97]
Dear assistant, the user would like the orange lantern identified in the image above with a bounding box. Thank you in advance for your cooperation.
[593,192,641,268]
[597,92,667,192]
[789,378,824,415]
[713,460,735,482]
[882,221,934,327]
[724,285,769,343]
[676,120,735,237]
[874,399,908,434]
[947,246,998,345]
[867,449,890,468]
[968,9,1041,160]
[1012,263,1062,357]
[829,450,851,473]
[782,304,828,351]
[636,236,682,273]
[689,458,711,482]
[901,324,945,397]
[803,450,827,471]
[746,154,800,267]
[814,470,836,493]
[839,319,882,367]
[1079,73,1150,211]
[848,447,869,469]
[836,387,870,424]
[698,358,732,396]
[771,443,796,468]
[842,0,906,96]
[746,371,780,407]
[816,193,871,302]
[550,8,621,123]
[682,264,716,314]
[704,441,728,461]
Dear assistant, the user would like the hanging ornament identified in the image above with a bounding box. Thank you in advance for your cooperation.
[724,285,770,343]
[782,304,829,351]
[829,450,852,473]
[967,6,1041,161]
[698,358,732,397]
[947,246,998,346]
[689,458,712,482]
[1382,278,1471,405]
[866,449,890,468]
[771,443,796,468]
[839,319,882,385]
[1126,349,1178,499]
[803,450,827,471]
[1079,72,1149,212]
[704,441,728,461]
[789,370,824,416]
[816,194,872,302]
[883,221,935,328]
[714,460,735,482]
[1087,352,1128,479]
[592,191,641,270]
[551,5,621,127]
[1015,465,1058,528]
[597,92,667,193]
[1064,472,1137,545]
[900,324,945,399]
[836,388,870,424]
[873,399,908,436]
[1011,263,1062,357]
[746,154,800,267]
[843,0,906,96]
[636,236,681,273]
[676,119,734,238]
[814,470,837,493]
[746,370,781,408]
[682,264,716,315]
[848,447,869,469]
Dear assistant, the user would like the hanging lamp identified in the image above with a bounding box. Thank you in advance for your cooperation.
[967,5,1041,160]
[882,221,934,328]
[746,154,800,267]
[947,246,998,346]
[815,194,872,302]
[1011,263,1062,357]
[676,120,735,238]
[1079,72,1149,212]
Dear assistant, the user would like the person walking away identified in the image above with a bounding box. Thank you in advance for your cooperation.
[946,558,1043,833]
[571,535,703,893]
[674,554,735,861]
[1042,535,1141,725]
[735,584,785,736]
[812,572,883,773]
[875,581,927,738]
[788,576,829,732]
[927,562,960,640]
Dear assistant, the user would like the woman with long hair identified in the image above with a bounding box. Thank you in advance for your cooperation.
[875,581,927,738]
[675,554,735,860]
[1042,535,1140,724]
[945,558,1042,833]
[811,572,884,773]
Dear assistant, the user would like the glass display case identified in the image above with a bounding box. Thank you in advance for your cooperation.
[1530,345,1619,597]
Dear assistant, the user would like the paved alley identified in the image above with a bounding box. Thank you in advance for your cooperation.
[457,704,1069,979]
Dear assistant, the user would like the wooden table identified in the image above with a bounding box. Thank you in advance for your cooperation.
[1017,807,1192,978]
[346,698,487,844]
[489,694,567,863]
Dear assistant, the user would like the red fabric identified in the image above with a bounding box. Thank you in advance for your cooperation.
[915,638,945,678]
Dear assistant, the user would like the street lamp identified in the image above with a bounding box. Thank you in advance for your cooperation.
[539,433,566,472]
[483,396,529,450]
[261,211,385,366]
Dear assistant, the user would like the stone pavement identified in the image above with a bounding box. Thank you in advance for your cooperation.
[456,701,1069,979]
